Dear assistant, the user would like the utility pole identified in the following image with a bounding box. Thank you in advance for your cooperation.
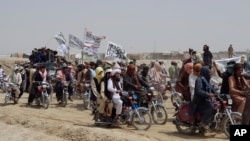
[67,45,70,61]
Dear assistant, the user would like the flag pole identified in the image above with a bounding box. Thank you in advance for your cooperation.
[67,45,70,61]
[44,37,54,48]
[82,28,86,63]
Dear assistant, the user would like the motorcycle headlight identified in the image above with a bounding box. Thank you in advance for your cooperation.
[228,99,233,105]
[42,85,47,88]
[149,87,155,91]
[171,83,175,88]
[84,83,90,87]
[152,90,158,96]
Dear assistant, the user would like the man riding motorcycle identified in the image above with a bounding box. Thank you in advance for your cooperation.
[27,64,51,105]
[93,68,114,122]
[55,63,73,103]
[123,64,150,103]
[9,66,22,104]
[191,66,216,131]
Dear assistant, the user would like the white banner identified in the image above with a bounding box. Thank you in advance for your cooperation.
[215,57,241,72]
[57,44,67,57]
[105,41,127,60]
[54,32,66,45]
[69,34,84,50]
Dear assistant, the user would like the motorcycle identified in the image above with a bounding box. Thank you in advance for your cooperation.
[139,86,168,125]
[167,80,183,106]
[172,94,242,138]
[94,91,152,130]
[61,81,70,107]
[34,81,50,109]
[83,83,91,109]
[151,82,168,103]
[4,82,18,105]
[72,79,83,100]
[0,76,7,93]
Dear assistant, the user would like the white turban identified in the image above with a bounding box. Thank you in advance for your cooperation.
[111,68,121,76]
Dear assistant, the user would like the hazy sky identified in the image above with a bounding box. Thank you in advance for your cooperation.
[1,0,250,55]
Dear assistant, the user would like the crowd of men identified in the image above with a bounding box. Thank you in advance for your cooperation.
[0,44,249,131]
[175,44,250,130]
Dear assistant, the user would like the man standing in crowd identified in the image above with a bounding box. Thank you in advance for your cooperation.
[228,44,234,58]
[202,44,213,68]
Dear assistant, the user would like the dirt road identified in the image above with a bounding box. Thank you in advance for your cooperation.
[0,91,229,141]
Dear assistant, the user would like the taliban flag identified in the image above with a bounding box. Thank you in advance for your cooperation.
[54,32,66,45]
[69,34,84,50]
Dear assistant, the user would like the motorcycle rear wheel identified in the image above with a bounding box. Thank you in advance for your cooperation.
[175,116,196,135]
[132,109,152,130]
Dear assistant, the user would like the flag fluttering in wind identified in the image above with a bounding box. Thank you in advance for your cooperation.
[105,41,127,60]
[83,28,105,54]
[54,32,67,56]
[54,32,66,45]
[69,34,84,50]
[215,57,241,72]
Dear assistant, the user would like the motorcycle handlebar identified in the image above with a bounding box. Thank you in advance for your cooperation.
[214,93,232,101]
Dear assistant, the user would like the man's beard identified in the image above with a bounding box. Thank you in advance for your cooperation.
[115,77,120,81]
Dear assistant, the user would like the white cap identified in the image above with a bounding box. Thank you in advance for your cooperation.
[105,68,112,74]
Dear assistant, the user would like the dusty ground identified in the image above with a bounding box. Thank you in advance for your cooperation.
[0,57,228,141]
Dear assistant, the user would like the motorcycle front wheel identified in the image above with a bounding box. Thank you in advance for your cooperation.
[132,109,152,130]
[171,92,183,105]
[151,105,168,125]
[42,93,50,109]
[62,92,68,107]
[83,93,91,110]
[222,112,242,138]
[4,95,10,105]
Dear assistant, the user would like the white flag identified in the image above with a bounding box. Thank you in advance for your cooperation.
[57,44,67,57]
[69,34,84,50]
[84,47,98,55]
[215,57,241,72]
[83,30,104,48]
[54,32,66,45]
[105,41,127,60]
